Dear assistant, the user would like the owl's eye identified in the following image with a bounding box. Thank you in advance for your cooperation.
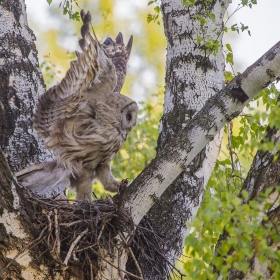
[126,113,132,121]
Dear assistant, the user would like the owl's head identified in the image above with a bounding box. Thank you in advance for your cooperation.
[107,93,139,140]
[121,101,138,133]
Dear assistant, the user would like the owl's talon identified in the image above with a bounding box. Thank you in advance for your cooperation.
[121,178,129,186]
[118,179,129,193]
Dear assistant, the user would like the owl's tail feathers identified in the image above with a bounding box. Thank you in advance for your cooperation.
[16,161,71,199]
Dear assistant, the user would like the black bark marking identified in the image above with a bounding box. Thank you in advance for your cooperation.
[194,54,216,73]
[156,173,165,184]
[230,87,249,103]
[266,68,276,80]
[0,69,16,149]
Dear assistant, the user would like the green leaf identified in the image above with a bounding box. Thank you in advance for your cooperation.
[225,71,233,82]
[154,6,160,13]
[249,200,259,210]
[241,190,249,200]
[196,36,203,44]
[210,13,216,23]
[226,52,233,64]
[147,14,153,23]
[199,17,206,26]
[231,197,241,206]
[47,0,52,4]
[225,43,232,52]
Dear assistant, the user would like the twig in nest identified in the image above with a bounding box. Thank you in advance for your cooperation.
[92,249,144,280]
[97,221,107,241]
[46,210,52,245]
[60,220,84,227]
[64,228,89,265]
[75,242,97,253]
[118,245,125,280]
[119,232,143,279]
[86,253,94,280]
[53,209,60,258]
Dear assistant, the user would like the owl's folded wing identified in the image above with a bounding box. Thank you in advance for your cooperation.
[33,10,117,142]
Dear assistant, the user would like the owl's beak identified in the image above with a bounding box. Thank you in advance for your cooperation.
[129,127,132,132]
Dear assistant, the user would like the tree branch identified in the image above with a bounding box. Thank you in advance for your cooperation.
[125,41,280,225]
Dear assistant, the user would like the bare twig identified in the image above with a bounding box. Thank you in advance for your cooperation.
[118,245,125,280]
[64,228,89,265]
[60,220,84,227]
[86,253,94,280]
[53,209,60,258]
[119,232,143,279]
[228,121,237,173]
[75,242,97,253]
[92,249,144,280]
[97,222,107,241]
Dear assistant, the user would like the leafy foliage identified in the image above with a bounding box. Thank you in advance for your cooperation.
[47,0,80,20]
[183,84,280,279]
[40,58,61,89]
[184,187,280,279]
[179,0,258,57]
[147,1,161,25]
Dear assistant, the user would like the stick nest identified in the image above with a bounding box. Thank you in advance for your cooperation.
[24,191,184,279]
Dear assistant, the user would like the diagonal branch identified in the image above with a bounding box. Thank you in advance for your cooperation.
[124,41,280,225]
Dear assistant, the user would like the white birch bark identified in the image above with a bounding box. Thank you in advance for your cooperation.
[146,0,228,264]
[0,0,53,172]
[124,40,280,226]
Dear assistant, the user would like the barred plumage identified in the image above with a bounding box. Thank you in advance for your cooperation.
[16,10,138,201]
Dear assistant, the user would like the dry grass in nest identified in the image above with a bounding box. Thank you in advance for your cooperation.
[21,188,184,280]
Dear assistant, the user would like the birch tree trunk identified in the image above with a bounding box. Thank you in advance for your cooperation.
[0,0,53,172]
[146,0,228,263]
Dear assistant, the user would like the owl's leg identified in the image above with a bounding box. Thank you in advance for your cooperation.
[96,164,119,192]
[70,171,93,201]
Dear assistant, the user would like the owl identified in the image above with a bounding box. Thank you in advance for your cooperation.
[16,10,138,201]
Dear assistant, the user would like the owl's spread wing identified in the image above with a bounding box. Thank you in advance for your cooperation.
[33,10,117,142]
[102,33,133,93]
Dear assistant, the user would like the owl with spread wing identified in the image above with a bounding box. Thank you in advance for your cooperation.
[16,10,138,201]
